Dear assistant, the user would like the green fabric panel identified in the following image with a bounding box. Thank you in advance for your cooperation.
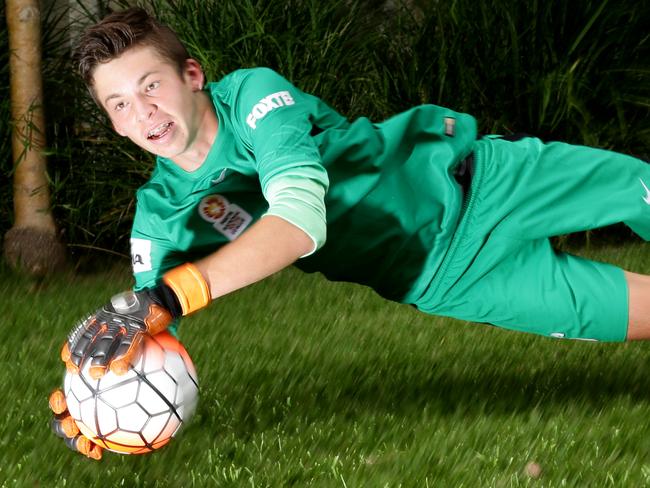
[130,67,478,304]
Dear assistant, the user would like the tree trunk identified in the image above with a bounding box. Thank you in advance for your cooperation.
[4,0,65,276]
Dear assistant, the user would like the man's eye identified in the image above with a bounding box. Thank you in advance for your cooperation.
[146,81,160,92]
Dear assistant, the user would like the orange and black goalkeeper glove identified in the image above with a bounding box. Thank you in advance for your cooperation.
[49,389,103,460]
[61,263,210,379]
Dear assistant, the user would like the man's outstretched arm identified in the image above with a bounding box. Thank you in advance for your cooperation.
[62,215,313,377]
[195,214,314,299]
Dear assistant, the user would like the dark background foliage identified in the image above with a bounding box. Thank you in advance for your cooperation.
[1,0,649,260]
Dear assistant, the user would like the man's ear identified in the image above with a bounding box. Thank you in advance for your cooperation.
[183,58,205,91]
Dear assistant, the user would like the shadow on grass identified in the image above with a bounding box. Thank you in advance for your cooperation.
[193,334,649,440]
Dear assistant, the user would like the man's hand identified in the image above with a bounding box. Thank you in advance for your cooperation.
[49,389,103,460]
[61,287,178,378]
[61,263,210,379]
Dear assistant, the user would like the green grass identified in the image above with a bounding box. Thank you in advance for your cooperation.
[1,242,649,486]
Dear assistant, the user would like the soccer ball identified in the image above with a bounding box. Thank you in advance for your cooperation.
[63,331,199,454]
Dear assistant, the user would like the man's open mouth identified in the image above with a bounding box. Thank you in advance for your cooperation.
[147,122,173,140]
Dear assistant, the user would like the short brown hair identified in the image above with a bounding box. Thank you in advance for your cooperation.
[74,8,190,101]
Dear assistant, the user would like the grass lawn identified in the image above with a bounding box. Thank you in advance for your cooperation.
[1,241,649,487]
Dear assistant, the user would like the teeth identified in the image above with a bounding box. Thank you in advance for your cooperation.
[148,122,171,138]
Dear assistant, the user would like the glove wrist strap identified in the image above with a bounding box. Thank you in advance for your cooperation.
[162,263,211,316]
[155,284,183,319]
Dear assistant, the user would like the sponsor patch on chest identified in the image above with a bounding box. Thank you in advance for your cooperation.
[246,91,295,129]
[199,194,252,240]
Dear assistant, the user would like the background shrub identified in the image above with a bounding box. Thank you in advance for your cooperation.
[1,0,648,261]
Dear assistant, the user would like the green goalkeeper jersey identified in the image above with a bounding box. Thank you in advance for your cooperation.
[130,67,477,304]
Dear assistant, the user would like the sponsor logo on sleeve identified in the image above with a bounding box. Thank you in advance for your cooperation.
[130,238,152,273]
[246,91,295,130]
[199,194,252,240]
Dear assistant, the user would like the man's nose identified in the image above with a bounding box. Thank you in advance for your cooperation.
[134,94,156,122]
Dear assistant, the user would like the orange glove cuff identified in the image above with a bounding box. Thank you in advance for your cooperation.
[162,263,211,316]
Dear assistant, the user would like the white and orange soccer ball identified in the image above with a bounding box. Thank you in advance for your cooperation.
[63,331,199,454]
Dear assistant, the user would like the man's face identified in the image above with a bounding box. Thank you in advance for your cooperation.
[92,45,205,161]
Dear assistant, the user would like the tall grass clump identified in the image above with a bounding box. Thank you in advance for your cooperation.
[102,0,394,119]
[14,0,650,261]
[39,2,155,258]
[383,0,650,156]
[43,70,154,258]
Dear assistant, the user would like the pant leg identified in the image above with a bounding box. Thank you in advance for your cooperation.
[426,233,628,341]
[477,137,650,240]
[415,136,638,340]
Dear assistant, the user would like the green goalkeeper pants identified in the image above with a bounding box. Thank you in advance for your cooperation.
[416,136,650,341]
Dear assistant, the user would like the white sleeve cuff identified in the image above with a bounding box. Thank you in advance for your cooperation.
[262,174,328,256]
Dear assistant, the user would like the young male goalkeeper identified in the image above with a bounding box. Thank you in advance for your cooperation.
[49,7,650,459]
